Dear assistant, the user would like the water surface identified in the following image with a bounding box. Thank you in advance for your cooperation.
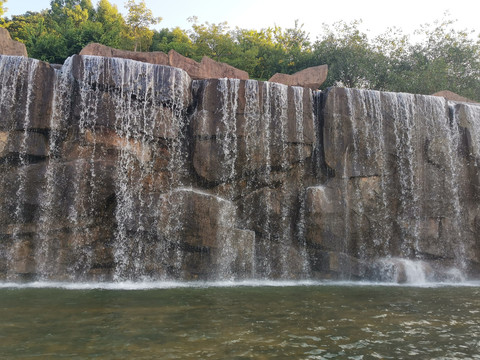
[1,281,479,359]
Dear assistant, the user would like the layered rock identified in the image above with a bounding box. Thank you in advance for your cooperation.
[0,28,28,57]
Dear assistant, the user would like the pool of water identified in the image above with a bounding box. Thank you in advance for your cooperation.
[1,281,479,359]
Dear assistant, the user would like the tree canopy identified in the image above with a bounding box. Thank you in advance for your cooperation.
[1,1,479,101]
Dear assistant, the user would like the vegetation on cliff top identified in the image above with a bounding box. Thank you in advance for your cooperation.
[1,0,479,101]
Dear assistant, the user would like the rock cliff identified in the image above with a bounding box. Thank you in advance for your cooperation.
[0,54,479,282]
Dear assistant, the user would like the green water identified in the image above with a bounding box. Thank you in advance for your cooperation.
[1,282,479,359]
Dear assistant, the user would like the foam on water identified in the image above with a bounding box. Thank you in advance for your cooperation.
[1,277,478,290]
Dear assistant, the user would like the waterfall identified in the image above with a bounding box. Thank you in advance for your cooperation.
[293,86,310,276]
[36,57,74,279]
[390,93,421,257]
[1,53,479,282]
[80,56,192,280]
[0,56,40,279]
[333,88,475,279]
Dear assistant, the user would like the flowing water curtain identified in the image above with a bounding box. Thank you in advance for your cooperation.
[0,57,40,280]
[419,95,465,270]
[451,102,480,272]
[69,56,105,278]
[36,58,75,279]
[391,93,421,257]
[242,80,261,276]
[291,85,315,278]
[104,58,190,280]
[216,78,241,279]
[236,82,314,278]
[342,89,391,263]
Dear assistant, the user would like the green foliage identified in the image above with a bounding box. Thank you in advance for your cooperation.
[151,27,195,57]
[313,21,377,88]
[0,0,7,18]
[187,17,236,62]
[2,3,478,101]
[124,0,160,51]
[399,17,480,100]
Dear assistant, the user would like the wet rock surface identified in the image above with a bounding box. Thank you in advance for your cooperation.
[1,54,479,282]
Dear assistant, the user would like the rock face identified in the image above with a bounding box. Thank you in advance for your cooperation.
[269,64,328,89]
[0,28,28,57]
[314,87,480,278]
[80,43,249,80]
[1,54,479,282]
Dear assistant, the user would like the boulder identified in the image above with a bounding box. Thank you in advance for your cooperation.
[79,42,169,65]
[268,64,328,89]
[0,28,28,57]
[168,50,249,80]
[432,90,478,104]
[79,43,249,80]
[70,54,192,138]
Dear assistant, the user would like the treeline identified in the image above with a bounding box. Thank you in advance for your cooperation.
[1,0,479,101]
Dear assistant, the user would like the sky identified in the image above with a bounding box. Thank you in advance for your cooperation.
[4,0,480,41]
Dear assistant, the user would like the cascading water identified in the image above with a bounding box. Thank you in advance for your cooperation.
[1,53,479,283]
[36,57,75,279]
[332,88,477,282]
[1,57,39,279]
[390,93,421,257]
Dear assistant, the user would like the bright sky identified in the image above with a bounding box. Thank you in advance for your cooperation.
[4,0,480,41]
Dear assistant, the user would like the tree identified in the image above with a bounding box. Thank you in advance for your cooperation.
[188,17,236,62]
[151,27,194,57]
[402,16,480,100]
[124,0,160,51]
[314,20,381,89]
[95,0,127,48]
[6,11,68,63]
[0,0,6,18]
[48,0,98,59]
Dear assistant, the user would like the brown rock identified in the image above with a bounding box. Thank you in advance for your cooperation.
[432,90,478,104]
[79,43,169,65]
[79,43,249,80]
[268,64,328,89]
[0,132,7,155]
[191,79,315,183]
[194,54,249,80]
[167,48,202,77]
[305,185,345,252]
[156,188,255,278]
[0,56,55,131]
[0,28,28,57]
